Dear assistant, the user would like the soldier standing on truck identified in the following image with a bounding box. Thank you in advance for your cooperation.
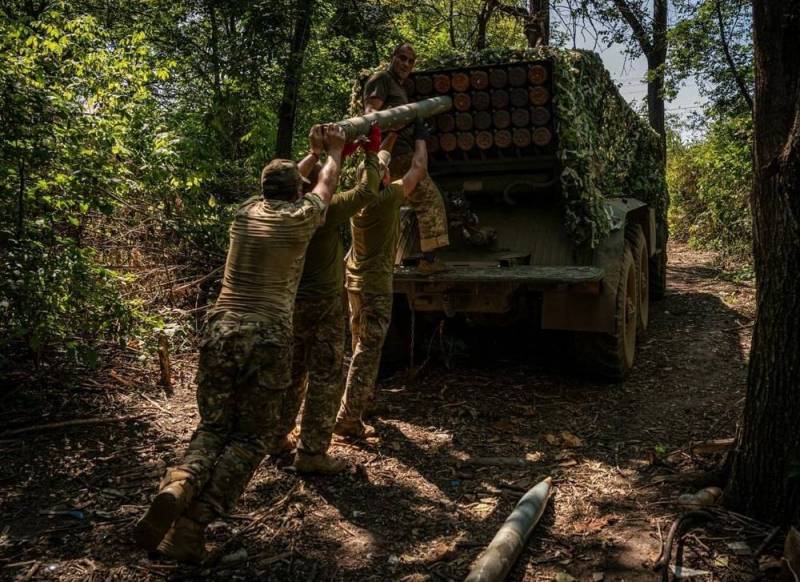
[363,41,450,273]
[269,123,385,473]
[334,119,431,439]
[133,125,347,563]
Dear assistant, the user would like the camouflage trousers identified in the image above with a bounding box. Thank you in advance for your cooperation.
[390,153,449,252]
[272,295,347,455]
[339,291,393,422]
[168,313,291,525]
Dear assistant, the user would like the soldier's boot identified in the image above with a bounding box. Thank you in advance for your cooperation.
[156,517,206,564]
[134,469,194,552]
[294,451,348,475]
[269,430,298,458]
[418,254,449,275]
[333,418,376,440]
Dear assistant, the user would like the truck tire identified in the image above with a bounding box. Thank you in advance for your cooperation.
[575,243,638,382]
[627,224,649,332]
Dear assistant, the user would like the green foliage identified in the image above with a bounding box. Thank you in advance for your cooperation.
[0,3,165,366]
[667,114,752,262]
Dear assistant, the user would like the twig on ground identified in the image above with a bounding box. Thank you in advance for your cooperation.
[1,415,150,437]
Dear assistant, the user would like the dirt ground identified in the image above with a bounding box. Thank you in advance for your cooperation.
[2,243,775,581]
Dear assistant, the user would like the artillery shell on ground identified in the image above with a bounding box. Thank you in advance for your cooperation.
[492,110,510,129]
[529,86,550,106]
[470,70,489,90]
[472,91,490,111]
[528,64,548,85]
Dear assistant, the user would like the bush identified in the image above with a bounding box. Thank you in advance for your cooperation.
[668,114,753,263]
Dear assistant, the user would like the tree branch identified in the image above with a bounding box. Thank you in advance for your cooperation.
[715,0,753,112]
[610,0,653,55]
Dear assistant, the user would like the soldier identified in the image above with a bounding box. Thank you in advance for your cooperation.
[133,124,347,563]
[270,123,384,474]
[363,42,450,273]
[334,119,430,438]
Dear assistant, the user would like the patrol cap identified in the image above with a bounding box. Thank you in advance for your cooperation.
[261,159,310,198]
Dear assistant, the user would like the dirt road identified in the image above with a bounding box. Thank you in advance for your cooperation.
[1,244,763,581]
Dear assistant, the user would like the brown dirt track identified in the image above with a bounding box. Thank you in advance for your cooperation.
[1,243,768,581]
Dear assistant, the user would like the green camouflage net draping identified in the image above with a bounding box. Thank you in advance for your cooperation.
[349,48,667,248]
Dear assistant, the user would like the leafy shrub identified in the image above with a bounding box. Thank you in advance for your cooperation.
[668,114,752,263]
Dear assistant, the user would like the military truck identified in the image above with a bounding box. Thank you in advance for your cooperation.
[382,48,668,381]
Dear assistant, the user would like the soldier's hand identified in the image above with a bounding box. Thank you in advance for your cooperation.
[413,118,430,141]
[309,124,325,155]
[324,124,347,155]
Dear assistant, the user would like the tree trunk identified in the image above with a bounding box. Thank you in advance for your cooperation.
[524,0,549,47]
[647,0,667,159]
[275,0,314,159]
[725,0,800,526]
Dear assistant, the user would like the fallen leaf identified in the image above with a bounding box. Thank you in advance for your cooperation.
[592,573,605,582]
[544,433,559,445]
[555,572,575,582]
[561,431,583,447]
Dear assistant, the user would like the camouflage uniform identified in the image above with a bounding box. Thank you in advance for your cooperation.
[160,177,325,526]
[363,70,449,252]
[339,291,393,420]
[389,153,449,251]
[272,152,382,455]
[339,179,406,423]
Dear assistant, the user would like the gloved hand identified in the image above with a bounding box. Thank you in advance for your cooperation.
[413,118,430,141]
[364,122,382,153]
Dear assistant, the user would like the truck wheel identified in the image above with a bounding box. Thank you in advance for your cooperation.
[575,243,638,382]
[627,224,649,332]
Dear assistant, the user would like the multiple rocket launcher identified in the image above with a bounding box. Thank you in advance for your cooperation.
[404,61,555,158]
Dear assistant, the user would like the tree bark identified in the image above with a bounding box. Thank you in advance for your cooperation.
[275,0,314,159]
[725,0,800,526]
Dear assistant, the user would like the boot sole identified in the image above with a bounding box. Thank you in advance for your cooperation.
[133,492,180,551]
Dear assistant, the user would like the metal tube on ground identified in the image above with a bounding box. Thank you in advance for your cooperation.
[465,477,553,582]
[334,96,453,140]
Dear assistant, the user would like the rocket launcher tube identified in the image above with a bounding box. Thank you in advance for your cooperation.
[335,96,453,141]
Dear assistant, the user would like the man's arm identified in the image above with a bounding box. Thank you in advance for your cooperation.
[297,124,324,177]
[311,124,346,207]
[401,119,429,198]
[363,73,388,113]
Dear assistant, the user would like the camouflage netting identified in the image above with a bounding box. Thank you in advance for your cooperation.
[349,47,667,248]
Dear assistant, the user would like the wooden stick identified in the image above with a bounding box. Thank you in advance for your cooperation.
[157,333,173,394]
[1,415,148,437]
